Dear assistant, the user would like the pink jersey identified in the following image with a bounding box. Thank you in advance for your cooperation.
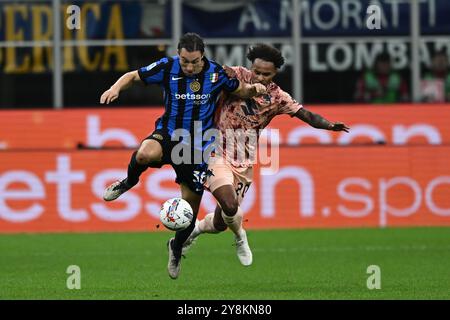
[212,66,302,167]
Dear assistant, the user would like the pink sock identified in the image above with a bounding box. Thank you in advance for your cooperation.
[221,208,244,238]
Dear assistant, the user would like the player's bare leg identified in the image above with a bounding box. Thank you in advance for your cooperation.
[185,185,252,266]
[211,184,239,230]
[182,205,227,255]
[103,139,163,201]
[182,184,237,251]
[168,183,202,279]
[213,185,252,266]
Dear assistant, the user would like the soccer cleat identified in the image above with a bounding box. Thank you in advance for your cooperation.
[103,179,130,201]
[235,229,253,266]
[167,238,182,279]
[181,220,200,256]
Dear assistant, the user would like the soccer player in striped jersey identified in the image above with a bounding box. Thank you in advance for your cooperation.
[100,33,265,279]
[182,44,349,266]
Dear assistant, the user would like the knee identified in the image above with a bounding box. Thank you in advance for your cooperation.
[136,149,161,165]
[220,198,238,217]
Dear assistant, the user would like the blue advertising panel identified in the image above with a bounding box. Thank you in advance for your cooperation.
[1,0,449,42]
[181,0,450,37]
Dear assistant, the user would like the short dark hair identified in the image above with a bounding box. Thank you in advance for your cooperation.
[178,33,205,53]
[247,44,285,69]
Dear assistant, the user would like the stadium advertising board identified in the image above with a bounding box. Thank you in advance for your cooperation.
[0,105,449,233]
[183,0,450,37]
[1,0,450,74]
[0,105,449,150]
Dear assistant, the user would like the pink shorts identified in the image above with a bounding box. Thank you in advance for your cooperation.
[205,157,253,205]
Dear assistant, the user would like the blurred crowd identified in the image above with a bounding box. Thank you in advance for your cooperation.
[354,49,450,104]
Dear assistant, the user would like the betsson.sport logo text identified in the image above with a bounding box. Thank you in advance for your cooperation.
[174,93,211,105]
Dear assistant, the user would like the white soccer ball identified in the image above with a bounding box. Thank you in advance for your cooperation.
[159,198,193,231]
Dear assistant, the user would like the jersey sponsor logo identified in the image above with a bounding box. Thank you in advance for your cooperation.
[236,112,260,126]
[172,76,183,81]
[175,93,211,104]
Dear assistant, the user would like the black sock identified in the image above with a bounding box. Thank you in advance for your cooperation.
[126,151,148,187]
[173,212,198,251]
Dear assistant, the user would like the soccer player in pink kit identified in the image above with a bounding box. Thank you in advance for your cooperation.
[183,44,350,266]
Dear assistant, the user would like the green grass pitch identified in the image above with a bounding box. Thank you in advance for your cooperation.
[1,227,449,299]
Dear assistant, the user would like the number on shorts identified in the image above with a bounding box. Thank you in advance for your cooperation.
[236,182,250,198]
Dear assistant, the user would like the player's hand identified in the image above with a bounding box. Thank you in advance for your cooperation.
[329,122,350,133]
[100,88,119,104]
[252,83,267,96]
[223,65,236,78]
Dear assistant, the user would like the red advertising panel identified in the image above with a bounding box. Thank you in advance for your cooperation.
[1,105,449,233]
[0,147,449,233]
[1,104,450,150]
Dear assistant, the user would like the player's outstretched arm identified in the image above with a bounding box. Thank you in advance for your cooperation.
[100,70,141,104]
[294,108,350,132]
[232,81,267,99]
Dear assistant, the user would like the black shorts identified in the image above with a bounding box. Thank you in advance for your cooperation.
[145,129,209,195]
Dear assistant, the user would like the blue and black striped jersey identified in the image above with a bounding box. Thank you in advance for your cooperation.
[138,56,240,137]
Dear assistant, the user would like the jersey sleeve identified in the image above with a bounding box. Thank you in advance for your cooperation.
[232,66,252,80]
[216,68,240,92]
[138,57,170,85]
[276,89,303,116]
